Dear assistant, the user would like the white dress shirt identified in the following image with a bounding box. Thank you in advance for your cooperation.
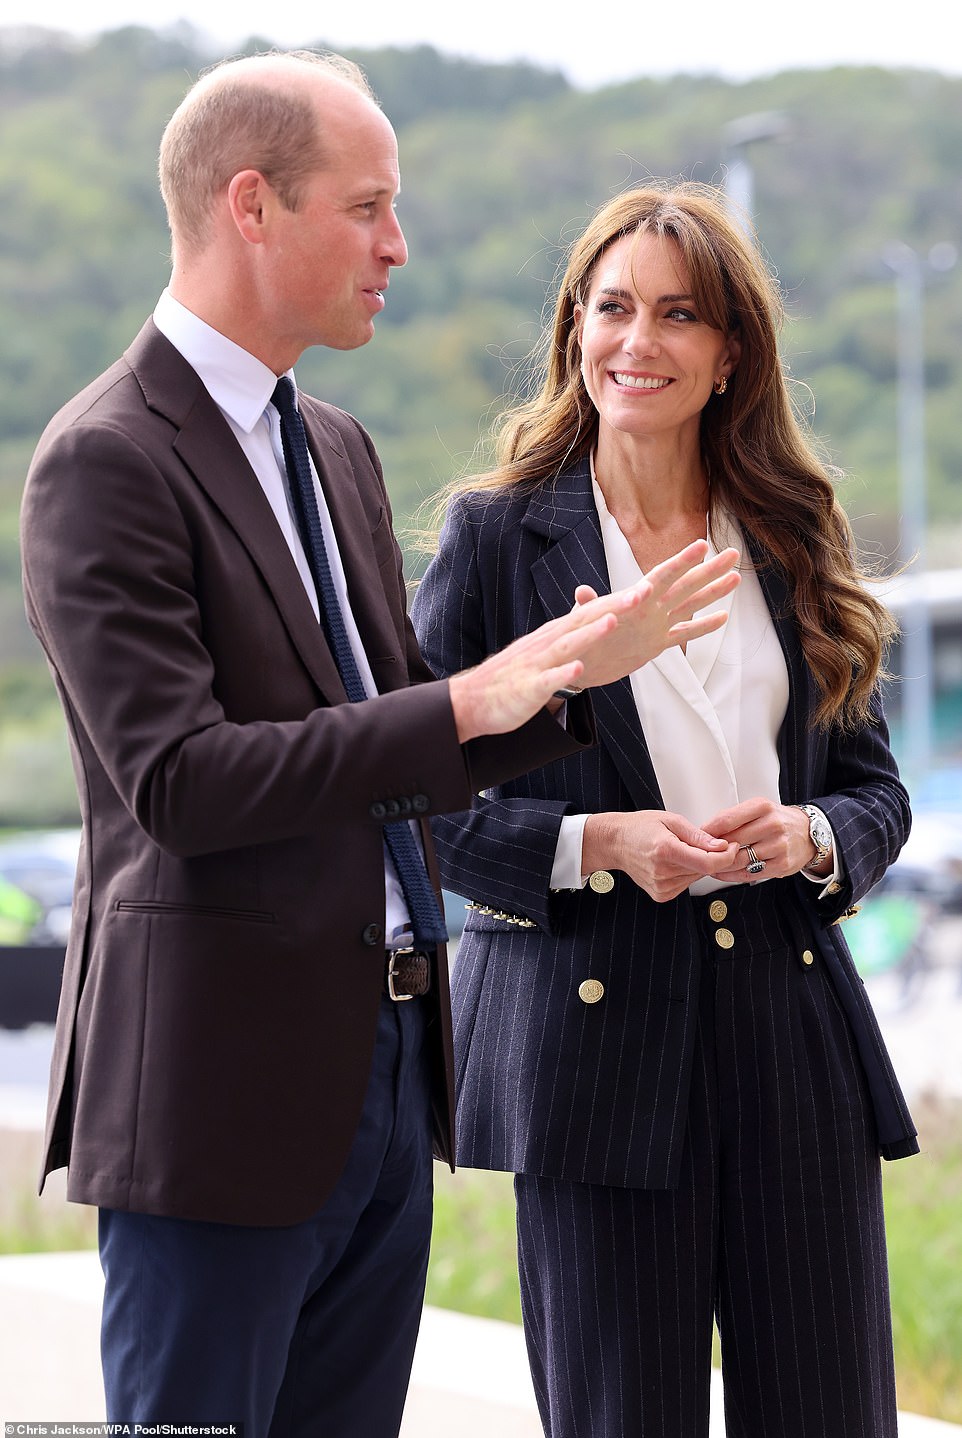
[550,470,839,896]
[153,289,416,941]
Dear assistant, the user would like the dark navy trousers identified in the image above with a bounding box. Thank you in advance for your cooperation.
[515,885,898,1438]
[99,995,434,1438]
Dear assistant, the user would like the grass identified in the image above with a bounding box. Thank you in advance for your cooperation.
[426,1167,522,1325]
[0,1191,97,1253]
[883,1094,962,1423]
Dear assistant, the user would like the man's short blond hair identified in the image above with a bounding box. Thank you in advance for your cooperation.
[159,50,374,256]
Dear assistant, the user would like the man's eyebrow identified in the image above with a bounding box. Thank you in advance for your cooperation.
[348,182,400,200]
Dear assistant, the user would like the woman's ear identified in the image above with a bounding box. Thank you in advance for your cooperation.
[722,329,742,379]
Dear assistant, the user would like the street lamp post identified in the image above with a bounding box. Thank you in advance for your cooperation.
[882,241,957,784]
[721,111,789,233]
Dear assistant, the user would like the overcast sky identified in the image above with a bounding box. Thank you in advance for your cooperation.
[10,0,959,89]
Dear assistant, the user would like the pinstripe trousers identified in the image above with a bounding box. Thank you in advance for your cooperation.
[514,884,897,1438]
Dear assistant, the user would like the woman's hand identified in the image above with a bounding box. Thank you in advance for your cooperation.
[583,811,739,903]
[701,797,825,882]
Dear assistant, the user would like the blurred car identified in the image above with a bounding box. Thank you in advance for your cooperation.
[884,806,962,913]
[0,828,80,945]
[909,765,962,814]
[0,828,80,1029]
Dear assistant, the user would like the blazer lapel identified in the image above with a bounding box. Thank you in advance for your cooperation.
[525,460,665,811]
[751,538,822,802]
[127,323,349,702]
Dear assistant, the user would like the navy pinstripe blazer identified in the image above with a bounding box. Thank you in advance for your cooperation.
[411,456,918,1190]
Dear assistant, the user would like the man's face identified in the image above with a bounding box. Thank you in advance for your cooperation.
[264,85,408,362]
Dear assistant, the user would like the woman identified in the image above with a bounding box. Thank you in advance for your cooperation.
[411,183,916,1438]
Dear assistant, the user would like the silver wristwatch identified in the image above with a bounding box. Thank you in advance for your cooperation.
[796,803,833,865]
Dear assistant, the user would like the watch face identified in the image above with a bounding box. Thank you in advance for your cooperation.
[811,815,832,851]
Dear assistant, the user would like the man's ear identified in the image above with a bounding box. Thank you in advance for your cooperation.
[227,169,273,246]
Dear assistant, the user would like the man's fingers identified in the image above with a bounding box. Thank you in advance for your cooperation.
[552,586,645,639]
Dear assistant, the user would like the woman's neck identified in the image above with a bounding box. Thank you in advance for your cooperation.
[593,429,709,570]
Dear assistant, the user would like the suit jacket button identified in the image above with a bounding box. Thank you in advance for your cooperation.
[397,797,413,816]
[412,794,429,813]
[802,948,815,966]
[362,923,383,946]
[588,870,614,894]
[370,801,386,819]
[578,979,605,1004]
[709,899,728,922]
[384,799,401,818]
[715,927,735,950]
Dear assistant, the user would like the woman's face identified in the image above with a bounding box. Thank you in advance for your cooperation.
[574,229,739,448]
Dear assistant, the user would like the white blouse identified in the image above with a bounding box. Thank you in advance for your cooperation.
[550,477,835,896]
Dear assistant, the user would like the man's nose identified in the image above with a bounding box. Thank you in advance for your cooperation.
[382,212,408,268]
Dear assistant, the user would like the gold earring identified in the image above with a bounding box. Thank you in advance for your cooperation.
[714,375,728,395]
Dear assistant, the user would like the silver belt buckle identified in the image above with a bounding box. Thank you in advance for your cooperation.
[387,946,415,1002]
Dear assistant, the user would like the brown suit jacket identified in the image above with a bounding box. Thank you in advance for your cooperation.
[20,320,586,1226]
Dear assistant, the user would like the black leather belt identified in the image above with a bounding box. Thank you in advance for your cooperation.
[385,946,431,1001]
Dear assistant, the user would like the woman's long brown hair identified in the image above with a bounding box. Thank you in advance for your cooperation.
[430,181,895,730]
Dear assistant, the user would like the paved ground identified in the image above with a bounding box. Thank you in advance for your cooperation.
[1,1250,960,1435]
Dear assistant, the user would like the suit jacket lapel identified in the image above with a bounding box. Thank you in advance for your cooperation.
[525,459,665,811]
[127,322,350,702]
[750,537,823,802]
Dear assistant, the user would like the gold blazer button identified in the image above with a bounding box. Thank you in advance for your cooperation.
[588,870,615,894]
[709,899,728,923]
[714,927,735,950]
[578,979,605,1004]
[802,949,815,966]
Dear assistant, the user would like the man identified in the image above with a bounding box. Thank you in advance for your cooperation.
[20,50,738,1436]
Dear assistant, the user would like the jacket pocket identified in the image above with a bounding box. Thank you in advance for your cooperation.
[115,899,275,924]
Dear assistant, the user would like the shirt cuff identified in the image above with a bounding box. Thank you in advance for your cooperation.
[550,813,591,890]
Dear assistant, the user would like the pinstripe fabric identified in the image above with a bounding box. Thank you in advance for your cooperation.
[515,889,896,1438]
[410,460,916,1435]
[410,461,916,1186]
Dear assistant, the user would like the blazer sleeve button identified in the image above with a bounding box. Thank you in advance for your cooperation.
[362,923,383,946]
[397,797,413,816]
[412,794,429,814]
[370,801,387,819]
[384,799,401,818]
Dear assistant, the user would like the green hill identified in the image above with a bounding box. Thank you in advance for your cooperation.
[2,25,960,821]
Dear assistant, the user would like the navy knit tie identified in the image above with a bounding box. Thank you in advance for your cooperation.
[271,377,447,946]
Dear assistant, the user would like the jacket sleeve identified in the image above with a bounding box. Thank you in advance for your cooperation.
[412,495,588,932]
[799,696,911,925]
[20,409,478,858]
